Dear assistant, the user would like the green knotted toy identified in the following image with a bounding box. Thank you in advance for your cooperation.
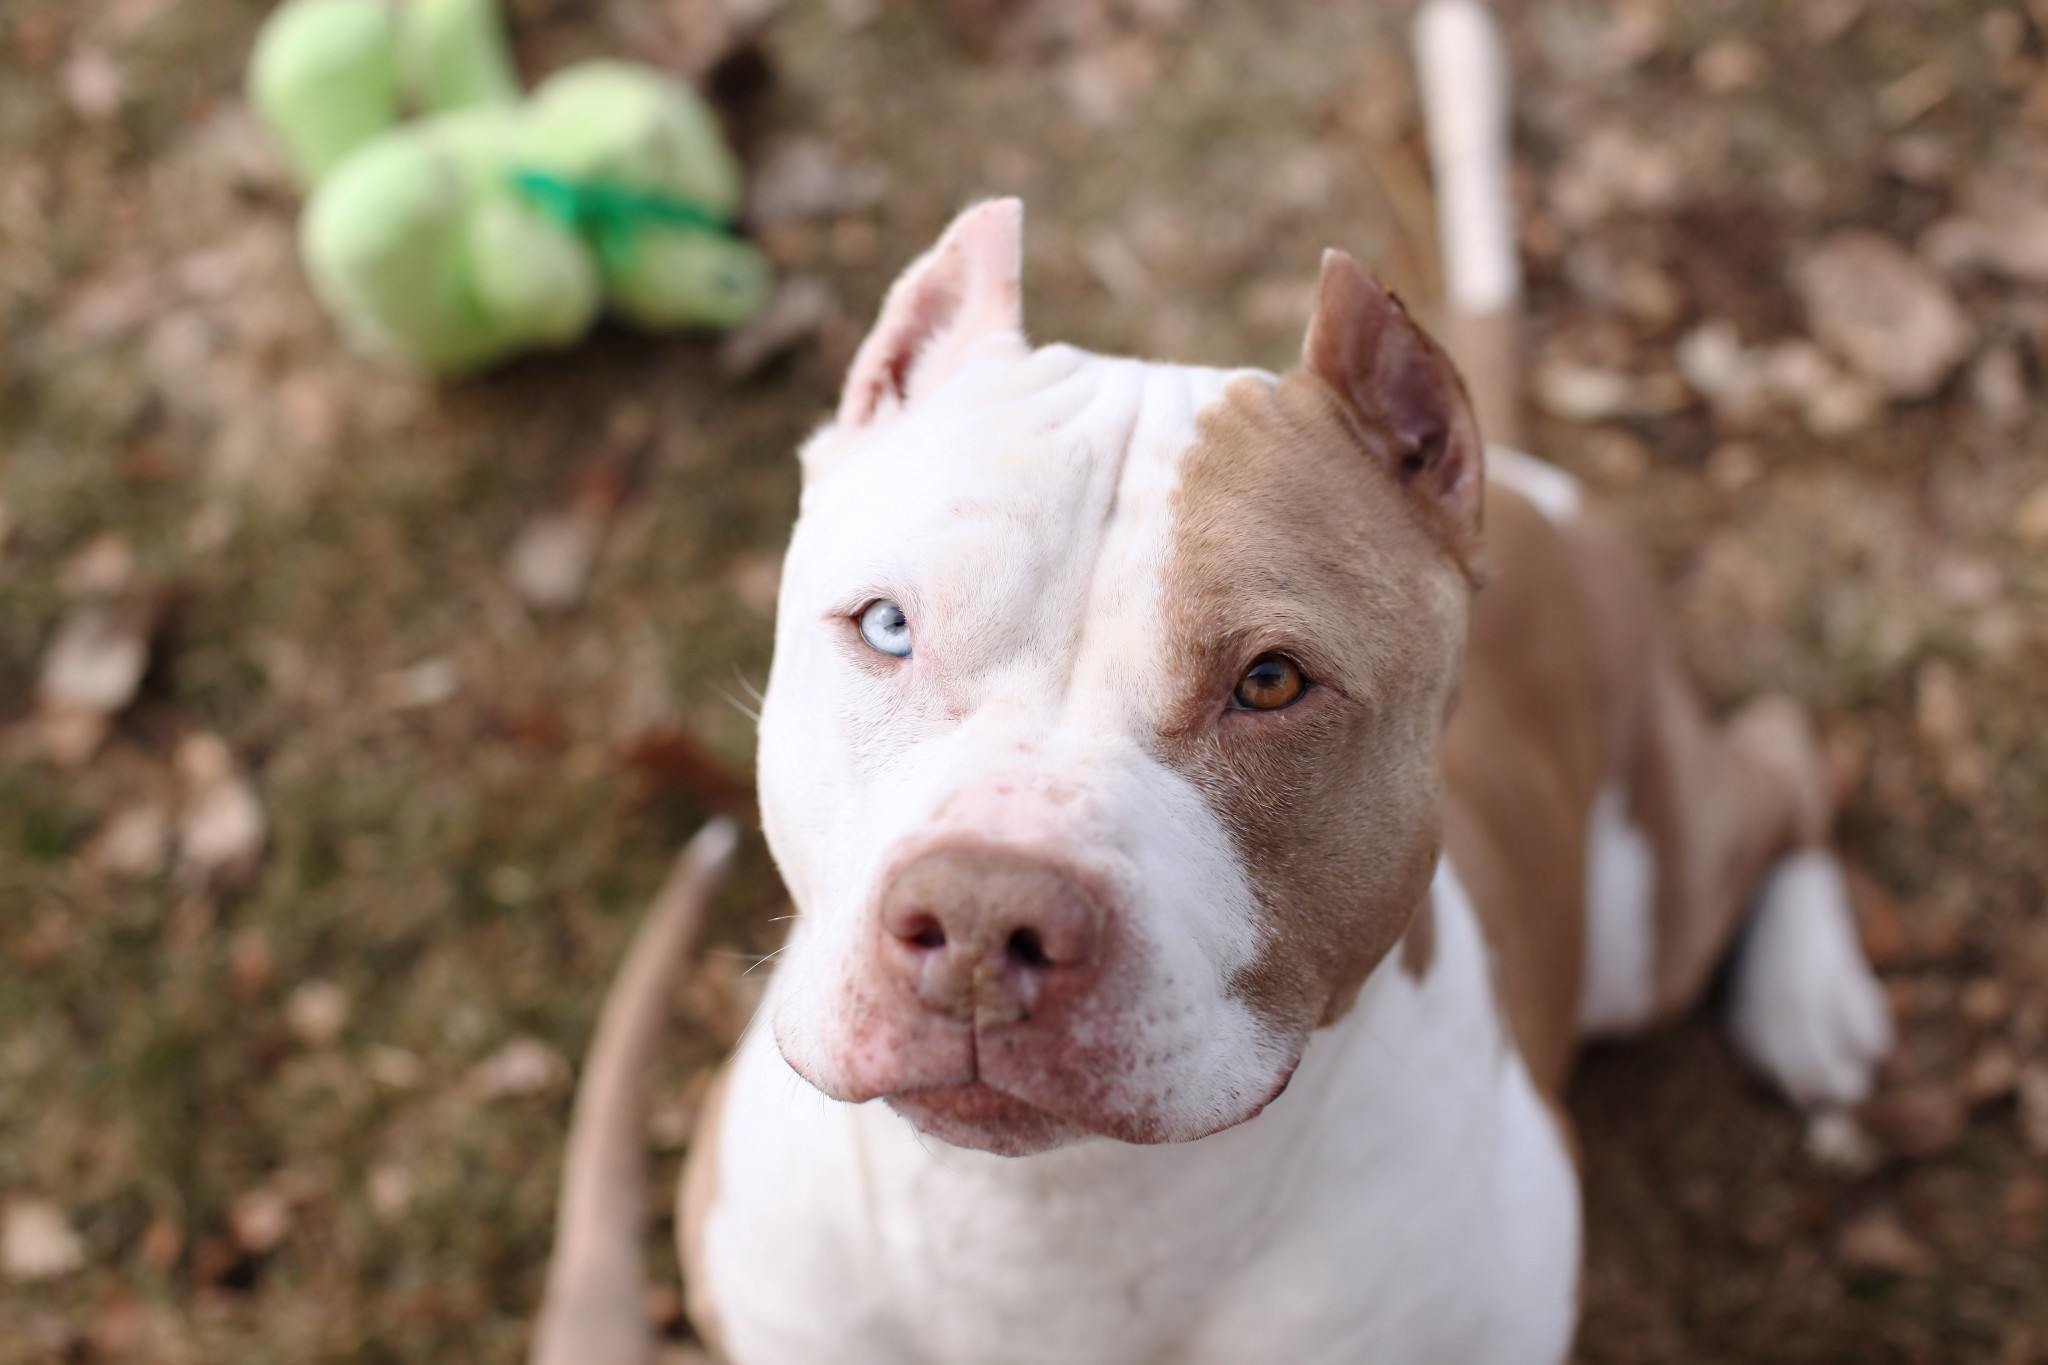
[248,0,771,374]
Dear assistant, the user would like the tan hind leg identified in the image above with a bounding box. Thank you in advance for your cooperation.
[1566,511,1890,1108]
[1630,672,1829,1020]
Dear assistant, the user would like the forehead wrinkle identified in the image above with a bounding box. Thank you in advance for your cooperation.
[1064,364,1264,730]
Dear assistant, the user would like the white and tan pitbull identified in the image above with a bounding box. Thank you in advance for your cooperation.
[532,4,1892,1361]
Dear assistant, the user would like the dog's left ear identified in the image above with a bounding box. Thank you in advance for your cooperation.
[836,198,1027,428]
[1302,250,1484,550]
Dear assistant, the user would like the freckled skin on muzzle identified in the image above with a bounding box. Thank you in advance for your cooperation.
[784,834,1301,1156]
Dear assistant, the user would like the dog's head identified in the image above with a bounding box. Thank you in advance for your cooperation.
[756,200,1486,1155]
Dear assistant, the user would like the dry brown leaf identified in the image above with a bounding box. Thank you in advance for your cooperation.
[2018,1065,2048,1158]
[1962,1045,2019,1106]
[470,1036,569,1100]
[94,801,171,880]
[507,509,604,614]
[1913,660,1989,799]
[285,980,350,1048]
[227,1185,292,1255]
[366,1164,412,1222]
[61,48,124,121]
[1837,1208,1933,1276]
[2013,482,2048,549]
[1969,344,2028,430]
[748,138,890,226]
[1865,1086,1967,1159]
[1922,177,2048,286]
[2,1199,86,1283]
[717,275,836,380]
[38,599,151,716]
[1797,231,1971,400]
[376,658,460,711]
[57,532,134,597]
[1532,362,1691,422]
[175,733,266,877]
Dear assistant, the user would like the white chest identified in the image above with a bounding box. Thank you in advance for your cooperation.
[692,860,1581,1365]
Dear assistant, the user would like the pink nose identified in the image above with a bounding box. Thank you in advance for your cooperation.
[878,845,1106,1028]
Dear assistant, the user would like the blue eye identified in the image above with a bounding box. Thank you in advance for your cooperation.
[858,599,912,658]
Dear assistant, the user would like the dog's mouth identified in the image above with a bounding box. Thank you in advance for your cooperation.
[878,1048,1304,1156]
[885,1082,1091,1156]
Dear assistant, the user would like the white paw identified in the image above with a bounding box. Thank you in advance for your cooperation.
[1728,851,1893,1109]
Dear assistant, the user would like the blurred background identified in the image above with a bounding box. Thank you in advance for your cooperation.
[2,0,2046,1360]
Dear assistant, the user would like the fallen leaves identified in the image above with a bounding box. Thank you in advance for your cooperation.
[1795,231,1972,402]
[36,597,156,764]
[747,137,890,227]
[175,733,267,880]
[91,800,172,880]
[284,980,350,1049]
[1912,660,1990,800]
[2,1199,86,1283]
[717,274,837,380]
[1863,1086,1967,1160]
[1676,320,1881,437]
[1837,1208,1934,1278]
[468,1036,570,1101]
[2014,483,2048,550]
[2020,1066,2048,1159]
[507,508,606,614]
[1532,360,1692,422]
[227,1185,294,1257]
[1922,177,2048,287]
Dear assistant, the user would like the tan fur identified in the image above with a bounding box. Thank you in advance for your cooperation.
[1156,369,1472,1041]
[531,821,737,1365]
[1443,310,1523,450]
[1399,888,1437,982]
[1472,484,1830,1040]
[679,1067,732,1361]
[1442,485,1607,1093]
[1154,258,1832,1104]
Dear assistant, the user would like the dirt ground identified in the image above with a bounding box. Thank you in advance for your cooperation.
[3,0,2046,1361]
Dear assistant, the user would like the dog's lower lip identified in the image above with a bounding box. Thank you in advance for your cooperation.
[892,1080,1041,1122]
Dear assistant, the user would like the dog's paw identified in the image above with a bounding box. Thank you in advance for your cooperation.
[1728,850,1893,1109]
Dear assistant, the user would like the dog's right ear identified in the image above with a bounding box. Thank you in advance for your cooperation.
[835,199,1026,429]
[1302,249,1485,560]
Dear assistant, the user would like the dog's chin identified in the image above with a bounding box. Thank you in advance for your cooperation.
[885,1084,1090,1156]
[882,1057,1303,1154]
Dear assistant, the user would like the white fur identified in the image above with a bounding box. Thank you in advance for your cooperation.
[760,340,1296,1137]
[697,859,1580,1365]
[720,193,1583,1364]
[1487,445,1582,525]
[1576,781,1658,1034]
[1415,0,1521,316]
[1728,851,1893,1108]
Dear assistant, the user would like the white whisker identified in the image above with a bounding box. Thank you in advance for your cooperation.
[732,665,768,706]
[715,685,762,724]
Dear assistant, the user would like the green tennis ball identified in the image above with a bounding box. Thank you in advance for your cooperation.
[517,61,745,218]
[467,194,603,350]
[247,0,399,189]
[398,0,522,114]
[607,232,773,331]
[302,111,603,373]
[300,126,486,369]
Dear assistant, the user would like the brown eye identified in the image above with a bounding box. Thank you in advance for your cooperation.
[1232,654,1307,711]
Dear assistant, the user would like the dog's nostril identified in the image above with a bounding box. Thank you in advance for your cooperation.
[1006,927,1051,969]
[899,915,946,951]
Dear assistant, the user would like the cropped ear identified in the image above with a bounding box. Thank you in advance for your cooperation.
[837,198,1027,428]
[1302,250,1484,551]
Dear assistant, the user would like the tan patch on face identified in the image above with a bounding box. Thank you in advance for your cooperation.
[1153,371,1473,1040]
